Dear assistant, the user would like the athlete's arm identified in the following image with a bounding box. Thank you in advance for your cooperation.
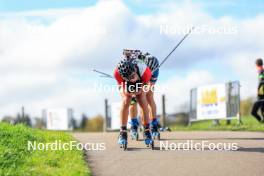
[141,67,152,84]
[114,68,124,85]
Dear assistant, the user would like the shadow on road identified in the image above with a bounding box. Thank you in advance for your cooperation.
[126,146,161,151]
[236,147,264,153]
[129,147,264,154]
[126,145,264,154]
[159,138,264,141]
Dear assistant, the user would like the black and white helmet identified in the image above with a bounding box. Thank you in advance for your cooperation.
[117,59,136,80]
[123,49,142,60]
[137,52,159,71]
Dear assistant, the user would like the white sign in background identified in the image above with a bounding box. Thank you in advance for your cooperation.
[197,84,227,120]
[46,108,70,130]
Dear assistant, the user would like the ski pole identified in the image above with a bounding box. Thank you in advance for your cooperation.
[93,69,114,79]
[153,26,195,72]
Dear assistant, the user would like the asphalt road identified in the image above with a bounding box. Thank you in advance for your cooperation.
[73,131,264,176]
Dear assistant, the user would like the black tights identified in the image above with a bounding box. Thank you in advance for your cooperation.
[251,100,264,122]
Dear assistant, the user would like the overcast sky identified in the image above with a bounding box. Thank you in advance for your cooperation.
[0,0,263,119]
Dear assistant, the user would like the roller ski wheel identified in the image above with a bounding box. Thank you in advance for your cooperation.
[144,130,154,150]
[151,119,160,141]
[157,133,161,141]
[151,141,155,150]
[122,143,127,150]
[119,140,128,151]
[130,118,139,141]
[130,129,139,141]
[144,138,154,150]
[151,131,160,141]
[118,131,128,151]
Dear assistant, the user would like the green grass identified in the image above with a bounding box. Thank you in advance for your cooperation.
[169,116,264,131]
[0,123,90,176]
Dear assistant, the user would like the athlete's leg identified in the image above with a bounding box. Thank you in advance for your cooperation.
[147,68,159,120]
[251,101,262,122]
[146,84,160,139]
[129,98,139,139]
[118,92,132,147]
[260,102,264,120]
[120,93,132,127]
[129,97,138,120]
[136,91,150,126]
[136,91,153,146]
[146,84,156,120]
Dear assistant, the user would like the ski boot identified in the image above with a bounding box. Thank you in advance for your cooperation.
[130,118,139,141]
[150,118,160,140]
[118,130,128,150]
[143,128,154,150]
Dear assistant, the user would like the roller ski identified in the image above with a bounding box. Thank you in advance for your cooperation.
[118,130,128,150]
[130,118,139,141]
[150,118,160,140]
[143,128,154,150]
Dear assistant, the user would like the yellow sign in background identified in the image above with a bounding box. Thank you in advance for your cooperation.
[199,88,225,106]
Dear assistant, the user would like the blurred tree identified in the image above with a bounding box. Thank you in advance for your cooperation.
[71,118,78,129]
[85,115,103,132]
[34,117,45,129]
[14,113,32,127]
[240,97,254,116]
[80,113,88,129]
[1,116,15,124]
